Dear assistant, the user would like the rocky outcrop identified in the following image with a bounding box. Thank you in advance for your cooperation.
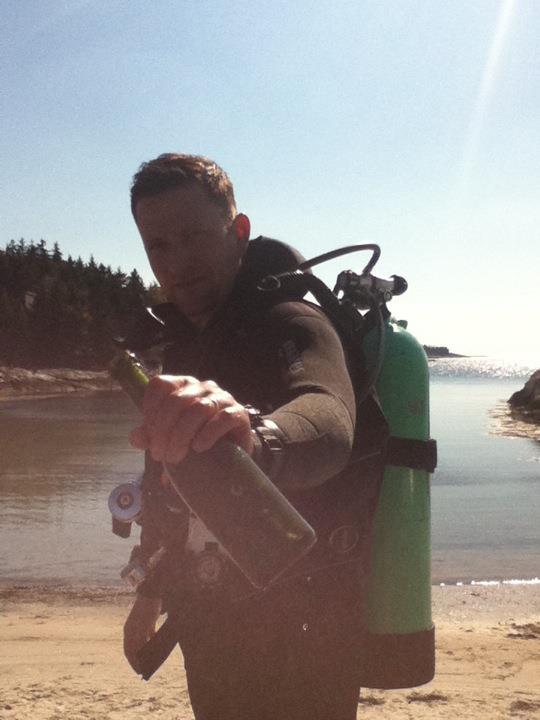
[0,366,115,399]
[509,370,540,417]
[423,346,465,358]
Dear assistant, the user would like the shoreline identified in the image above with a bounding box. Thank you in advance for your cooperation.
[1,583,539,719]
[489,400,540,442]
[0,365,116,400]
[1,576,539,599]
[2,580,539,617]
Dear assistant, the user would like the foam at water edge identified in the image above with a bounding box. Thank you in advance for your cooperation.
[438,577,540,587]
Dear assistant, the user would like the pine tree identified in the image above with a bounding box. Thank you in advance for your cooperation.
[0,239,152,369]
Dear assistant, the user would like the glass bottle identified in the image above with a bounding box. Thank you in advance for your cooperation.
[110,351,317,589]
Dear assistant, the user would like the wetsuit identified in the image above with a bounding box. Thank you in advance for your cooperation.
[132,239,385,720]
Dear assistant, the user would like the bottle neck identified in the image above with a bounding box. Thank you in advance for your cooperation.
[110,351,149,411]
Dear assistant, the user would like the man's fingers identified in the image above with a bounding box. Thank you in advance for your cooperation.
[142,377,223,461]
[142,375,174,419]
[135,374,253,462]
[191,405,254,455]
[142,375,196,425]
[159,397,221,463]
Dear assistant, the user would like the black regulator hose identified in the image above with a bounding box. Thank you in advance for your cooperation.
[297,243,381,276]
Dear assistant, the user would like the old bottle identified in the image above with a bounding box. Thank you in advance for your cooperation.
[110,351,317,589]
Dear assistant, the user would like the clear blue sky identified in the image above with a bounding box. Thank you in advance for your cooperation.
[2,0,538,360]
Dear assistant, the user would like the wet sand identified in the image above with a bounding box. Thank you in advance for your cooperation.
[1,584,539,719]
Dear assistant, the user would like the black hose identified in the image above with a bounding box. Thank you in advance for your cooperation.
[298,244,381,276]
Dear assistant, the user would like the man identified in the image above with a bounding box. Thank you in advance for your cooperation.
[123,154,382,719]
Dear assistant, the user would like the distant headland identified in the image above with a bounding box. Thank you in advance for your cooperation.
[423,346,466,359]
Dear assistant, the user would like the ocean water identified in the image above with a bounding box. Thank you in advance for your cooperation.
[429,357,539,584]
[0,357,538,587]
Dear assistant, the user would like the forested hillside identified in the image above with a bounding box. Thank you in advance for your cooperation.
[0,239,155,369]
[0,238,460,372]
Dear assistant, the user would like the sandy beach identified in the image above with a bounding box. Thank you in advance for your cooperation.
[1,583,539,719]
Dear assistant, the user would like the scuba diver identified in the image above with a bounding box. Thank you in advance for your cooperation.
[112,153,435,720]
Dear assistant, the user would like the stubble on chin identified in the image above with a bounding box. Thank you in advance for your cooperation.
[169,287,218,327]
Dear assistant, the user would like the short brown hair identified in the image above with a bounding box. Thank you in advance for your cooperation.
[130,153,237,220]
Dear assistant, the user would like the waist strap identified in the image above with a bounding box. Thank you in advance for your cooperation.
[386,437,437,473]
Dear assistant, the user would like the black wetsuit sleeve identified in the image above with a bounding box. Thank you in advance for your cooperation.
[257,303,356,492]
[133,302,356,598]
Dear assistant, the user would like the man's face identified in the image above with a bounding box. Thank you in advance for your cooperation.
[135,184,249,327]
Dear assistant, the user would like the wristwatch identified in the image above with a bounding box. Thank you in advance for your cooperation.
[245,405,286,478]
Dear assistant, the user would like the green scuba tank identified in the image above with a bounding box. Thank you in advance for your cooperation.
[250,241,436,687]
[361,318,435,689]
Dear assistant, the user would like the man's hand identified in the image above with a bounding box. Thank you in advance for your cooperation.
[123,595,162,674]
[129,375,254,463]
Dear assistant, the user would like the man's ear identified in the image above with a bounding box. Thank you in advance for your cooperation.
[231,213,250,252]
